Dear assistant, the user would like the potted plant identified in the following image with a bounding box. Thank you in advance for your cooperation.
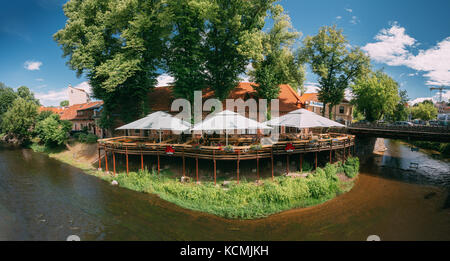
[165,145,175,155]
[285,143,295,152]
[250,144,263,151]
[224,145,234,153]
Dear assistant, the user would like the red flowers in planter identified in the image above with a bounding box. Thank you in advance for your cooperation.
[285,143,295,152]
[165,146,175,155]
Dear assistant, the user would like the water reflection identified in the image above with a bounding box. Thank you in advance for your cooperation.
[0,141,449,241]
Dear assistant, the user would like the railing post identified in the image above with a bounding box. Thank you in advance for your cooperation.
[126,146,129,176]
[104,145,109,174]
[113,151,116,176]
[271,147,274,181]
[237,150,240,184]
[213,150,216,185]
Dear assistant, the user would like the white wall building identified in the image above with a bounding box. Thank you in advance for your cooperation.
[68,84,90,106]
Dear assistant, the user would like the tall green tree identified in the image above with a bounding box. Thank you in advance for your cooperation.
[166,0,209,104]
[17,86,40,105]
[205,0,275,100]
[411,101,438,121]
[251,5,305,100]
[351,70,400,122]
[300,25,370,118]
[1,98,39,143]
[60,100,69,107]
[54,0,171,128]
[0,82,18,127]
[391,89,409,122]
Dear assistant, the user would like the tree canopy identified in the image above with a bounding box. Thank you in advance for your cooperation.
[1,98,39,142]
[204,0,275,100]
[300,25,370,118]
[166,0,209,104]
[351,70,400,122]
[250,5,305,100]
[54,0,172,128]
[411,101,438,121]
[60,100,69,107]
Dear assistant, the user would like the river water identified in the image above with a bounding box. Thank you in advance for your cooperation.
[0,139,449,241]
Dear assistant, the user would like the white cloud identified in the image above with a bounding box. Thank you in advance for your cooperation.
[362,23,416,66]
[362,23,450,86]
[24,61,42,71]
[408,90,450,105]
[336,16,342,20]
[345,8,353,13]
[35,89,68,106]
[156,74,174,87]
[350,16,359,25]
[304,82,320,93]
[36,78,44,82]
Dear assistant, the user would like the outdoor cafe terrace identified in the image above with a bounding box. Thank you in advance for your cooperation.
[97,109,355,183]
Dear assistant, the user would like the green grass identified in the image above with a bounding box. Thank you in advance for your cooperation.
[95,158,360,219]
[29,141,360,219]
[407,140,450,155]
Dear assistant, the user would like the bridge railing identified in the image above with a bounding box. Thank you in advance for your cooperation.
[348,123,450,133]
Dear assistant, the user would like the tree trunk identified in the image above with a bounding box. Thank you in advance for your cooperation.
[322,102,326,116]
[328,104,333,119]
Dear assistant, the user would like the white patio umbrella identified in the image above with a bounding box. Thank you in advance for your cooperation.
[116,111,191,142]
[191,110,271,145]
[265,108,345,129]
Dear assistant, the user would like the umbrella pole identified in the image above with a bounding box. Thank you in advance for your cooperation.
[159,131,162,143]
[226,131,228,146]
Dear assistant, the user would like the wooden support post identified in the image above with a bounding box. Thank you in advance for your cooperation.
[196,157,199,183]
[315,151,318,169]
[98,146,101,170]
[286,154,289,175]
[141,151,144,171]
[237,151,240,184]
[104,147,109,173]
[271,148,274,181]
[300,153,303,172]
[182,151,186,178]
[213,150,216,185]
[256,151,259,182]
[113,152,116,176]
[157,152,160,175]
[330,142,333,164]
[126,146,129,176]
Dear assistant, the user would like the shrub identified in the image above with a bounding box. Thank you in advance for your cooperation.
[85,133,98,143]
[343,157,359,178]
[307,176,331,199]
[77,133,87,143]
[35,114,71,146]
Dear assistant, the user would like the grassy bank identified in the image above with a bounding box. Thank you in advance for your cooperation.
[406,141,450,155]
[31,142,359,219]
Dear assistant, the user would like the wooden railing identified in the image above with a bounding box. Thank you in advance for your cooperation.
[349,123,450,133]
[98,134,355,161]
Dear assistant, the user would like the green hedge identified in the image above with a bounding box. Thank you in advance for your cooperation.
[98,157,360,219]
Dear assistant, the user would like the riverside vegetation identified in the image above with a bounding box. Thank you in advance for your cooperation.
[45,144,359,219]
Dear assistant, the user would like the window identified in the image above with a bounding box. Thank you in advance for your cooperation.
[339,106,345,114]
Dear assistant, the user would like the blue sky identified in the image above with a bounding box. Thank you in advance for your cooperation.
[1,0,449,106]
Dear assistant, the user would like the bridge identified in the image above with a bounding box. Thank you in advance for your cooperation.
[345,123,450,142]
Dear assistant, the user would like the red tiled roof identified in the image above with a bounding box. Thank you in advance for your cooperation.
[299,93,319,104]
[299,93,350,104]
[148,82,302,115]
[39,106,66,115]
[60,101,103,121]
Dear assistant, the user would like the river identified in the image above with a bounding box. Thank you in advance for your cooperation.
[0,139,449,241]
